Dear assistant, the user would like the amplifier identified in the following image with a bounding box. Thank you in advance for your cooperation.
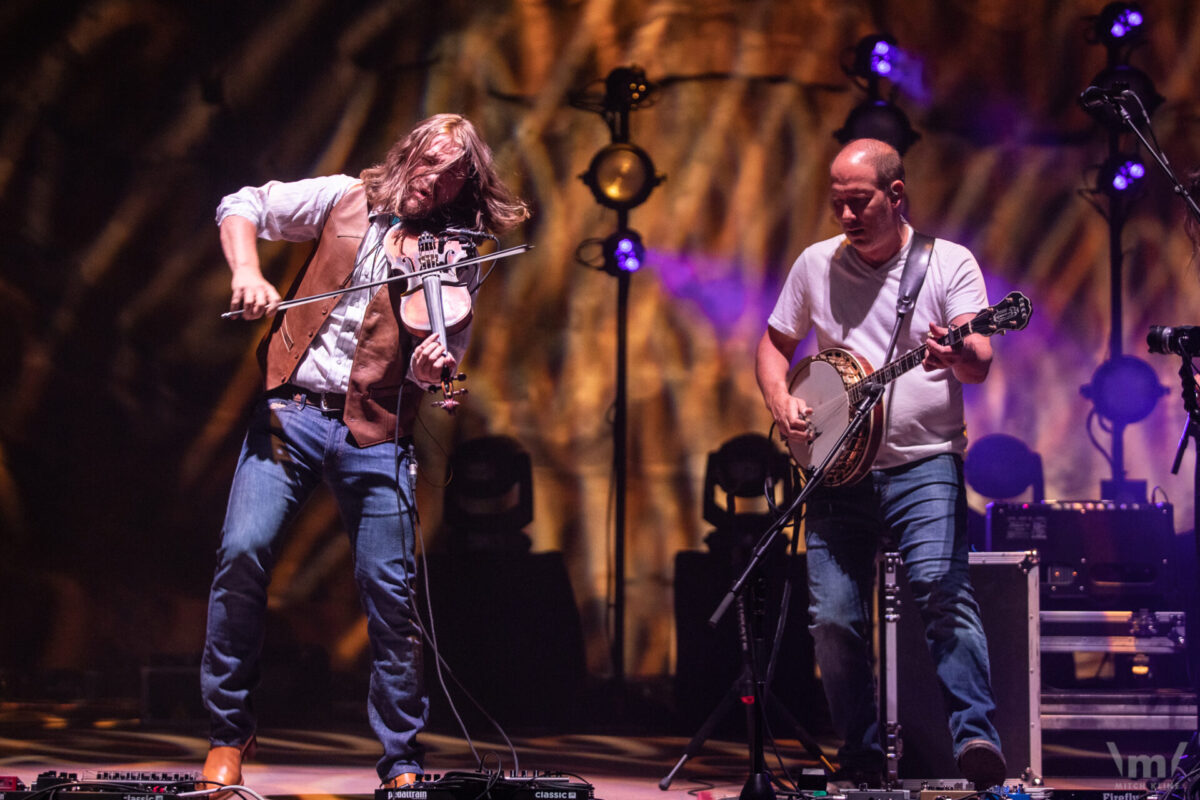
[376,771,593,800]
[984,501,1175,607]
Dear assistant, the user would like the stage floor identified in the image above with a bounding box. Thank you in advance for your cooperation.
[0,702,832,800]
[1,700,1186,799]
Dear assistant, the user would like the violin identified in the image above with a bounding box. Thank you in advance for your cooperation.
[385,226,475,412]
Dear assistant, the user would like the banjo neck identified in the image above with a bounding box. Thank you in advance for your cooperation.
[848,320,976,402]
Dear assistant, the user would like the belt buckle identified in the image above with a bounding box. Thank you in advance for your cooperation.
[318,392,336,413]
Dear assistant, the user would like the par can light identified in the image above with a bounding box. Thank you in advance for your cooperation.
[580,143,662,211]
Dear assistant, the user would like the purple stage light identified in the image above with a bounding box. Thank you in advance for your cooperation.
[1110,7,1143,38]
[616,238,640,271]
[1095,3,1146,47]
[602,230,645,275]
[870,40,893,76]
[1099,156,1146,196]
[1114,160,1144,191]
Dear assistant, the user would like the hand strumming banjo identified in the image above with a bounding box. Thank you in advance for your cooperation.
[785,291,1032,487]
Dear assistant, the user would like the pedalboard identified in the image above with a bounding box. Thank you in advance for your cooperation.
[0,771,201,799]
[820,785,1041,800]
[915,791,976,800]
[376,770,593,800]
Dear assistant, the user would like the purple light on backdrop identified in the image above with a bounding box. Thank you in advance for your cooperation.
[650,250,772,336]
[883,44,930,107]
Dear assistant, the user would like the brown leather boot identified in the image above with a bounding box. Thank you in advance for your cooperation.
[202,737,257,795]
[382,773,419,789]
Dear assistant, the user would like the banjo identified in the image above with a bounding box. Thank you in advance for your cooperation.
[785,290,1032,487]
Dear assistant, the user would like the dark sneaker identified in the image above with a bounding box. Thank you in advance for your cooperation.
[957,739,1007,790]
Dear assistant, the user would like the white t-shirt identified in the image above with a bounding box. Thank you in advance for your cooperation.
[767,225,988,469]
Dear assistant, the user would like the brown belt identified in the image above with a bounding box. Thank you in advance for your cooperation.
[269,384,347,413]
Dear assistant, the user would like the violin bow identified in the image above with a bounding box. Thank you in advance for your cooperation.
[220,243,533,319]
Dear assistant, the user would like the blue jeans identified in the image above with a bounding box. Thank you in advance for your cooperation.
[201,394,426,781]
[804,453,1000,772]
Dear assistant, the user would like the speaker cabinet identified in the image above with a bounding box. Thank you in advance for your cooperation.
[420,552,585,731]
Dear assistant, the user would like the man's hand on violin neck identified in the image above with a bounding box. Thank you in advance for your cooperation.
[411,332,455,385]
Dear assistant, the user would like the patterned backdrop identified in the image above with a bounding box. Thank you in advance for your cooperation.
[2,0,1199,686]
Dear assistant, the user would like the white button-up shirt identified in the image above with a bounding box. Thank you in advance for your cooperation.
[216,175,469,394]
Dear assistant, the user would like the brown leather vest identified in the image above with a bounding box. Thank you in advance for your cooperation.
[258,183,424,447]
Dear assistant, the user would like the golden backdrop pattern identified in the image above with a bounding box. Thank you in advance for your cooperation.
[1,0,1199,679]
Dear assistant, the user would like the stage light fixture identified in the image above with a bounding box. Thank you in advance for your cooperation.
[837,34,921,155]
[701,433,793,550]
[602,229,645,275]
[604,65,651,112]
[580,142,662,211]
[852,35,900,80]
[443,435,534,552]
[964,434,1045,502]
[1080,355,1167,425]
[574,65,664,686]
[1095,2,1146,47]
[1099,154,1146,196]
[834,98,920,156]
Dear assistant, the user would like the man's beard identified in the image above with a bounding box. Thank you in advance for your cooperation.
[397,198,462,232]
[399,192,431,219]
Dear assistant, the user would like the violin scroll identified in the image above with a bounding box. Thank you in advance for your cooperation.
[429,371,468,412]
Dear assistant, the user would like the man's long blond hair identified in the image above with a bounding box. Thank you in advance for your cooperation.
[361,113,528,233]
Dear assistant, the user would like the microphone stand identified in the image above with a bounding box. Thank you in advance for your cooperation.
[697,380,886,800]
[1166,355,1200,758]
[1108,93,1200,226]
[1110,89,1200,745]
[709,381,885,629]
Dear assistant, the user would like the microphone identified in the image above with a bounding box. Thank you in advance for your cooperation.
[1078,84,1132,114]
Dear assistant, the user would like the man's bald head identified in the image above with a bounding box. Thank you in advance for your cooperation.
[828,138,907,266]
[832,139,905,191]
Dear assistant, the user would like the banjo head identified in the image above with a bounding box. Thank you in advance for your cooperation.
[784,348,876,487]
